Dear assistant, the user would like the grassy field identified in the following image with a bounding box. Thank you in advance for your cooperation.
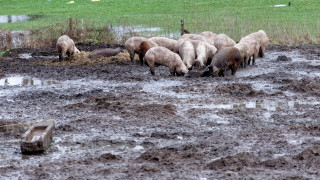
[0,0,319,45]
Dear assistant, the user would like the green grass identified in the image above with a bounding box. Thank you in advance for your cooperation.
[0,0,319,44]
[0,51,5,57]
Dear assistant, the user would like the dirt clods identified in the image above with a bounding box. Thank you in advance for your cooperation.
[277,55,292,61]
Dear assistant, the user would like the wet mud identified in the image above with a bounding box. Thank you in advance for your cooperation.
[1,44,320,179]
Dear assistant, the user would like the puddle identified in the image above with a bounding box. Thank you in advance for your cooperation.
[109,25,180,40]
[18,53,32,59]
[0,15,42,24]
[142,79,202,99]
[109,25,159,34]
[0,75,60,86]
[110,25,162,40]
[195,100,319,111]
[18,53,59,60]
[0,30,31,49]
[270,4,287,7]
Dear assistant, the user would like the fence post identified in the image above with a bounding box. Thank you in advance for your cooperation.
[69,18,73,36]
[181,19,190,36]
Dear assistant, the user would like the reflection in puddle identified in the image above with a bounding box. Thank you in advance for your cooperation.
[199,101,320,111]
[0,15,42,24]
[0,76,59,86]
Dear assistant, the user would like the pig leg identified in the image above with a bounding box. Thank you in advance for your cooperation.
[139,54,144,66]
[231,64,238,76]
[243,56,247,68]
[252,54,257,65]
[169,66,176,76]
[240,59,244,69]
[259,47,264,58]
[218,69,225,77]
[58,52,63,61]
[148,62,155,75]
[129,51,134,63]
[248,55,252,66]
[60,49,67,61]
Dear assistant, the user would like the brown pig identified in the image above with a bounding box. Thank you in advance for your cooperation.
[144,46,188,76]
[136,40,158,65]
[204,47,241,77]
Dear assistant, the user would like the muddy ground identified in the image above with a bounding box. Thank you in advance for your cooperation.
[0,43,320,179]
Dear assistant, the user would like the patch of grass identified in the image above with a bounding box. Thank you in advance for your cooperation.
[0,0,319,44]
[0,51,5,57]
[82,39,99,43]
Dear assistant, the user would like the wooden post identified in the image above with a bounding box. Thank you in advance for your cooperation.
[69,18,73,36]
[180,19,190,36]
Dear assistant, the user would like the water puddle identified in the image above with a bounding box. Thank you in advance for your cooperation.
[18,53,32,59]
[270,4,287,7]
[110,25,162,40]
[18,53,58,60]
[0,30,31,49]
[195,100,320,111]
[0,75,60,86]
[109,25,180,40]
[0,15,42,24]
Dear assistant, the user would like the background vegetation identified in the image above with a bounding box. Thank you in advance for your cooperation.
[0,0,319,48]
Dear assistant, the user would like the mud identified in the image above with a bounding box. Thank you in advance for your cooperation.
[1,44,320,179]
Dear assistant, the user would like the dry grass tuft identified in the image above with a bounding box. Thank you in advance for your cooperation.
[33,51,131,66]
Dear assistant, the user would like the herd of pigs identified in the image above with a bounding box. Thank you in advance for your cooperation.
[56,30,269,77]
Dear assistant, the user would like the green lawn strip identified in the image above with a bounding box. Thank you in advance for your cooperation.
[0,0,318,44]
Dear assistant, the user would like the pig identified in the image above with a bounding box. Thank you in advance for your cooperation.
[257,30,269,57]
[179,41,196,70]
[199,31,217,41]
[180,33,215,45]
[204,47,241,77]
[234,42,249,68]
[124,36,148,63]
[213,34,236,51]
[145,46,188,76]
[136,40,158,65]
[239,37,259,66]
[190,40,217,69]
[56,35,80,61]
[244,30,269,57]
[148,37,177,52]
[174,33,215,53]
[88,47,123,59]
